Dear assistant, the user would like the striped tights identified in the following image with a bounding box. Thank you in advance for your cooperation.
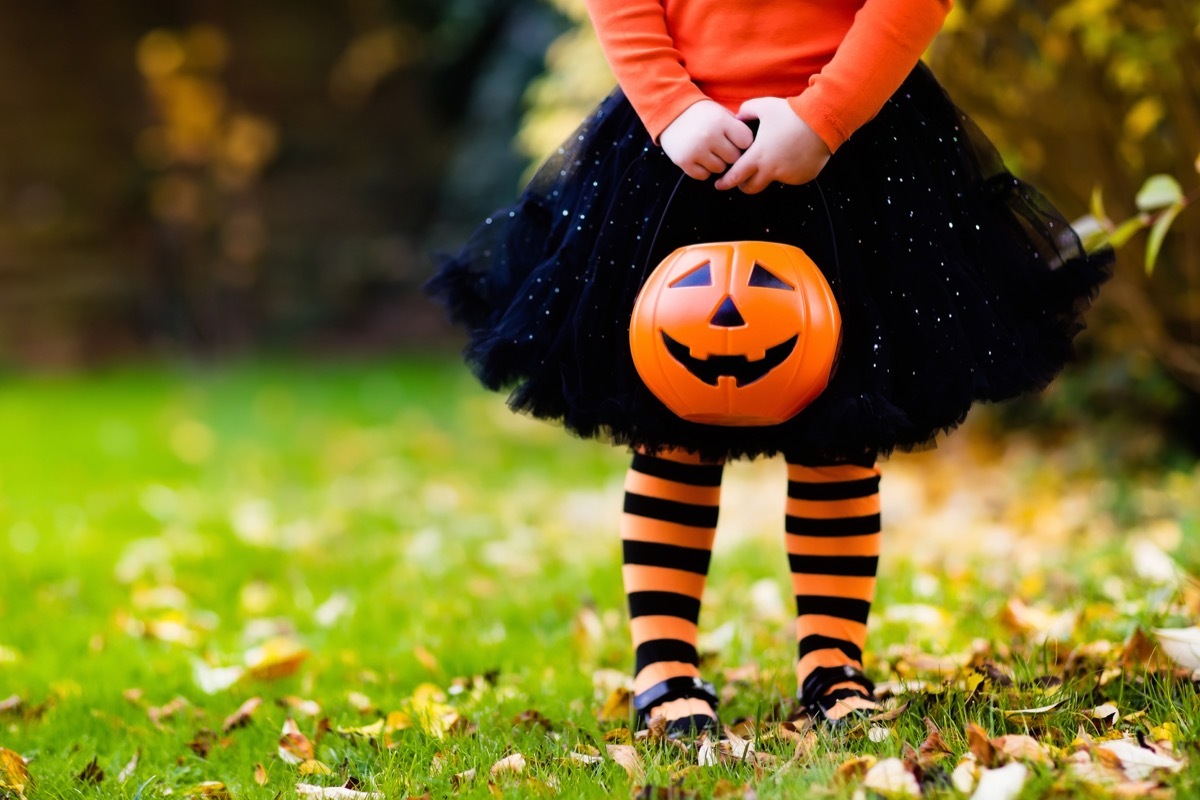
[621,449,881,724]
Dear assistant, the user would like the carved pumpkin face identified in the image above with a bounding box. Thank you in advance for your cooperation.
[629,241,840,426]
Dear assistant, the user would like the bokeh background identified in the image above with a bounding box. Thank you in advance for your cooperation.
[1,0,1197,456]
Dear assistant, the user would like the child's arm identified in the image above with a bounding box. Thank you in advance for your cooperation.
[717,0,953,194]
[584,0,753,179]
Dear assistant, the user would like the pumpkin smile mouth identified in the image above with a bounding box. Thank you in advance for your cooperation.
[661,332,799,387]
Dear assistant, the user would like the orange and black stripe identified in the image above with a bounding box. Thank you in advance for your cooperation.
[621,450,723,698]
[785,459,881,707]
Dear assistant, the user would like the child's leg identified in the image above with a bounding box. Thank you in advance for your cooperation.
[785,456,881,722]
[622,448,723,733]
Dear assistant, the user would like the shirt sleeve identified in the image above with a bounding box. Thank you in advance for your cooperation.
[582,0,709,141]
[788,0,953,153]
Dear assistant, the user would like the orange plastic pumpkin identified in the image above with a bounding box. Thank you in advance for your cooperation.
[629,241,840,426]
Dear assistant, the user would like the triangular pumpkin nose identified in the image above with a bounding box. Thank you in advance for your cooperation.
[710,295,745,327]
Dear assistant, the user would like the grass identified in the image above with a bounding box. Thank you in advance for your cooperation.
[0,355,1198,799]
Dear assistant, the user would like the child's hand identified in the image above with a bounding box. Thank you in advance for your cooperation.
[715,97,831,194]
[659,100,754,181]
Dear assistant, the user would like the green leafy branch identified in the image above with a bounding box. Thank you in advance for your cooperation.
[1075,158,1200,274]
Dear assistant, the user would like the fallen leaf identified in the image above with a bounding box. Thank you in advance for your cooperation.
[279,718,316,764]
[1097,737,1186,781]
[117,750,139,783]
[222,696,263,732]
[512,709,553,731]
[568,751,604,766]
[299,760,332,776]
[1121,628,1173,672]
[490,753,526,775]
[918,718,953,768]
[606,744,644,782]
[452,768,476,787]
[347,692,374,713]
[1000,598,1076,643]
[950,757,978,794]
[295,784,384,799]
[77,756,104,785]
[188,728,218,759]
[869,699,910,723]
[413,645,440,673]
[967,724,997,768]
[836,755,876,783]
[254,763,268,786]
[862,757,921,797]
[148,696,190,725]
[0,747,30,798]
[991,735,1053,765]
[244,637,309,680]
[1091,703,1120,728]
[0,696,20,714]
[1152,627,1200,670]
[184,782,232,799]
[280,696,322,717]
[868,726,891,743]
[970,762,1028,800]
[193,660,245,694]
[597,687,632,723]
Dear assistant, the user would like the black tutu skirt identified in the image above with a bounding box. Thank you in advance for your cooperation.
[427,63,1112,462]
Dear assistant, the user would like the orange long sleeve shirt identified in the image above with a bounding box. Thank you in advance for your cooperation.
[583,0,952,152]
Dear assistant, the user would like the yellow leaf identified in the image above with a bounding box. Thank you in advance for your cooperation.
[185,782,232,799]
[244,637,308,680]
[0,747,30,798]
[1124,97,1165,141]
[298,760,332,776]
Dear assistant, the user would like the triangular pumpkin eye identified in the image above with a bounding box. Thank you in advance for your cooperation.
[669,262,712,288]
[748,263,794,290]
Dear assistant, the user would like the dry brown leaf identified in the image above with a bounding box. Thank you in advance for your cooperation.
[0,747,29,799]
[490,753,526,775]
[918,718,953,768]
[512,709,553,731]
[711,779,756,799]
[991,735,1053,766]
[254,762,268,786]
[295,784,384,799]
[117,750,139,783]
[782,727,818,768]
[77,756,104,785]
[452,768,476,787]
[148,696,190,725]
[836,755,877,783]
[0,696,20,714]
[868,699,910,723]
[861,757,921,797]
[1121,628,1173,672]
[279,718,316,764]
[184,782,233,799]
[606,744,644,782]
[967,724,997,767]
[222,696,263,732]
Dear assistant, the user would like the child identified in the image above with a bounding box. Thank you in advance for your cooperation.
[427,0,1111,733]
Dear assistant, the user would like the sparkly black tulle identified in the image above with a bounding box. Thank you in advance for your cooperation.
[426,64,1112,462]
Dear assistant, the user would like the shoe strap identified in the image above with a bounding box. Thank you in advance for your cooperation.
[633,676,719,714]
[799,665,874,714]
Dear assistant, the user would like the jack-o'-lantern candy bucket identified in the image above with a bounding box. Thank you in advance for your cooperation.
[629,241,840,426]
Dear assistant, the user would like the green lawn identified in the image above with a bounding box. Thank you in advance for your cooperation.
[0,356,1197,799]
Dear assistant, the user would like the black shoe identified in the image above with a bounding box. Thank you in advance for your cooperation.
[633,676,720,739]
[799,664,876,725]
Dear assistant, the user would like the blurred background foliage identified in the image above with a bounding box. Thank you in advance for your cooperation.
[0,0,1197,456]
